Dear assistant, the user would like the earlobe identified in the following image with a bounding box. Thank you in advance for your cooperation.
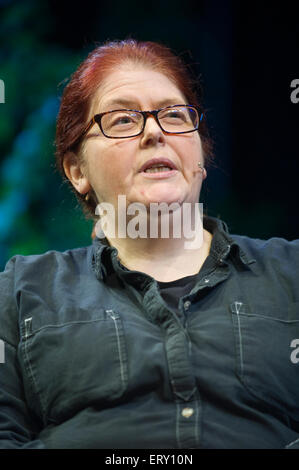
[197,162,207,180]
[63,152,91,195]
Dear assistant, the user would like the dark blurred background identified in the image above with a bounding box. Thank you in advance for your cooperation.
[0,0,298,269]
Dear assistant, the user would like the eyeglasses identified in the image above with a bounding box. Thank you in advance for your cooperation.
[80,105,203,140]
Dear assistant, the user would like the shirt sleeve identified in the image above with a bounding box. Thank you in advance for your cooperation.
[0,257,45,448]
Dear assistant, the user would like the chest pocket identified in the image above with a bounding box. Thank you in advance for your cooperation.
[230,301,299,419]
[20,309,128,425]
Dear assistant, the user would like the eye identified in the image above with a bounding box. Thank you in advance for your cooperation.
[111,114,135,127]
[113,115,134,125]
[104,111,140,130]
[160,108,188,123]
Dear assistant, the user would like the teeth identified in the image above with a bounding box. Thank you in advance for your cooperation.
[145,166,172,173]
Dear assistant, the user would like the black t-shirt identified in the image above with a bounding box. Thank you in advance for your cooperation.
[157,248,215,313]
[157,274,197,312]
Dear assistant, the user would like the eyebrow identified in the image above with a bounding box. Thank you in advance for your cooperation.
[102,97,185,111]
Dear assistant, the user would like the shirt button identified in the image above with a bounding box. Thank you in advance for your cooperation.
[183,300,191,310]
[181,407,194,418]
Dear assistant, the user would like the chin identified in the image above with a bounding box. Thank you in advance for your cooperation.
[145,188,185,204]
[146,196,183,207]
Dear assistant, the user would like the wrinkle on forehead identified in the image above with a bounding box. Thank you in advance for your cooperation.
[88,66,186,119]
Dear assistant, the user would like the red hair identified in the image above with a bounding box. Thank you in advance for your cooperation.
[55,39,214,218]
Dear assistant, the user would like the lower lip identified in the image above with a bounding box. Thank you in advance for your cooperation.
[139,169,178,179]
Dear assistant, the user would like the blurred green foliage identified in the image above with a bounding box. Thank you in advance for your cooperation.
[0,0,93,270]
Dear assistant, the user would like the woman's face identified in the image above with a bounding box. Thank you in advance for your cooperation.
[73,65,205,213]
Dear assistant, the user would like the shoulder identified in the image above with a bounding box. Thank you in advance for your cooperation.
[206,216,299,267]
[231,233,299,259]
[230,233,299,279]
[0,246,96,345]
[1,245,93,287]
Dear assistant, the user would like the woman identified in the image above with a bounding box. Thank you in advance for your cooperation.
[0,39,299,449]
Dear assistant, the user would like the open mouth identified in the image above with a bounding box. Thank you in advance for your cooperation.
[139,158,178,174]
[143,164,175,173]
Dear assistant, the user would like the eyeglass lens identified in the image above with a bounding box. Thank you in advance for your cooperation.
[100,106,199,137]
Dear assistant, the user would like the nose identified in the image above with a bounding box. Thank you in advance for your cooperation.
[139,114,166,148]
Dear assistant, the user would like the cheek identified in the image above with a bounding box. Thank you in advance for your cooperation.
[102,142,137,178]
[85,143,133,193]
[190,135,203,157]
[175,134,202,161]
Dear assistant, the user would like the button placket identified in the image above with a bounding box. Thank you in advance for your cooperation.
[176,401,200,449]
[182,407,194,418]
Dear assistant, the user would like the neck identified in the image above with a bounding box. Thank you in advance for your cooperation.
[102,207,212,282]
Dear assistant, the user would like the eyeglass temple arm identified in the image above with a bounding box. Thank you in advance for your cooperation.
[70,117,96,149]
[81,117,96,137]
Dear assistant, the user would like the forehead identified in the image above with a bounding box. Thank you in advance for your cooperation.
[89,66,186,115]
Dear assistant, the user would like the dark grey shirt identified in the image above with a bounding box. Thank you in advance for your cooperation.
[0,216,299,449]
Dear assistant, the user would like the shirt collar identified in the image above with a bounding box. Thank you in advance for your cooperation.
[202,216,256,267]
[92,236,117,282]
[92,216,256,282]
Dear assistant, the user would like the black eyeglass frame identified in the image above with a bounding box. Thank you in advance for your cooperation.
[79,104,204,140]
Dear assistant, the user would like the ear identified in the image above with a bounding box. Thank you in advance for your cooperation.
[63,152,91,195]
